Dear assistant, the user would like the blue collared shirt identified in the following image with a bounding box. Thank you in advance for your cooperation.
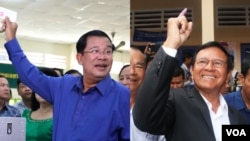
[12,101,29,114]
[5,38,130,141]
[224,90,250,124]
[0,103,21,117]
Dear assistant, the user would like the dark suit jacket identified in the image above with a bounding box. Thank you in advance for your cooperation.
[133,47,247,141]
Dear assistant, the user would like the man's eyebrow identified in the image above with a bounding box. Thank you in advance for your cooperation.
[107,45,112,48]
[88,46,98,49]
[136,62,146,66]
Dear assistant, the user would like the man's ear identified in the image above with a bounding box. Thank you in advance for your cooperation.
[76,53,83,65]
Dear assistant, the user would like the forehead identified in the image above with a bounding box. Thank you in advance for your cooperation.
[121,66,130,75]
[19,82,28,87]
[196,47,227,60]
[0,77,8,84]
[172,75,184,80]
[123,66,130,71]
[130,48,145,62]
[86,36,111,47]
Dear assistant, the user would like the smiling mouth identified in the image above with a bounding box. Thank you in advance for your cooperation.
[202,75,216,79]
[130,78,138,83]
[95,64,108,68]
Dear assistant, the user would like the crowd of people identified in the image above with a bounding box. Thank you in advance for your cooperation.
[0,8,250,141]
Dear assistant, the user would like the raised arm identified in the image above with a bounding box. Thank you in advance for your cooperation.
[132,8,193,134]
[1,17,57,103]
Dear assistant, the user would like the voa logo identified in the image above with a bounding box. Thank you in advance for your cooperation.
[226,129,246,136]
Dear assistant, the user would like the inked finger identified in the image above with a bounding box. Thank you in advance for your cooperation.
[178,8,187,17]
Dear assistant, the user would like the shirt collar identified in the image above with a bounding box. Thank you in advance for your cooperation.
[201,94,228,113]
[2,103,11,111]
[95,75,112,96]
[75,75,112,96]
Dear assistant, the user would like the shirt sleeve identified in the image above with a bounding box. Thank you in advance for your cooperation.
[162,46,177,57]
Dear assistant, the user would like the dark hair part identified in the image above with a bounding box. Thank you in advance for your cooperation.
[173,66,185,79]
[64,69,82,76]
[76,30,115,53]
[182,52,193,62]
[119,64,130,76]
[241,58,250,77]
[31,67,59,111]
[191,41,233,72]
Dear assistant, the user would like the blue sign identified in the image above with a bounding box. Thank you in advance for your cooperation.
[133,29,167,42]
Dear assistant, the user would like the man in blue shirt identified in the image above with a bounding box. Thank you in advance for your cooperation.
[2,17,130,141]
[13,78,32,114]
[224,58,250,124]
[0,75,21,117]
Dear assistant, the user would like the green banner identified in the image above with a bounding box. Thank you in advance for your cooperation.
[0,63,18,88]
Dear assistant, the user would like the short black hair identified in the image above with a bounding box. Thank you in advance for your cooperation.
[173,66,185,79]
[76,30,115,53]
[241,58,250,77]
[182,52,193,62]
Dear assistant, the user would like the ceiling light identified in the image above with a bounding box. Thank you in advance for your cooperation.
[98,1,105,5]
[72,16,82,20]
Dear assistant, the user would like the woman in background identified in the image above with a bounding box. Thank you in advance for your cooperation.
[118,64,130,88]
[22,67,58,141]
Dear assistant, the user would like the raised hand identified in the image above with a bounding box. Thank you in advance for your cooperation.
[163,8,193,49]
[1,16,18,42]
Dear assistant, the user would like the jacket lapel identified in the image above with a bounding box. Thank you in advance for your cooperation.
[188,88,215,137]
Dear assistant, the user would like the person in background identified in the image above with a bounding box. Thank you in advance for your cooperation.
[130,46,165,141]
[22,67,58,141]
[118,64,130,88]
[224,58,250,124]
[13,78,32,114]
[228,55,240,92]
[144,43,161,69]
[0,74,21,117]
[170,66,185,88]
[221,79,231,95]
[64,69,82,77]
[180,51,193,88]
[130,46,146,108]
[2,17,129,141]
[133,9,247,141]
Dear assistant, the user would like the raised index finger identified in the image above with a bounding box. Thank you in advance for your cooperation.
[178,8,187,17]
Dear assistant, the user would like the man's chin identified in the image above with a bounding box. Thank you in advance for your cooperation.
[95,73,108,79]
